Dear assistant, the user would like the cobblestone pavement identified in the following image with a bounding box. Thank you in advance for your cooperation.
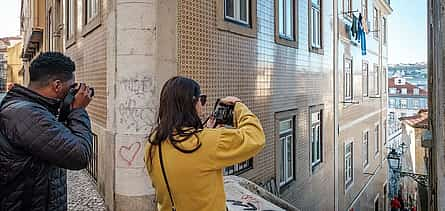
[67,170,106,211]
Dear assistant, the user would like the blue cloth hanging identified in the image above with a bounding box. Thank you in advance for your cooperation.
[358,13,367,55]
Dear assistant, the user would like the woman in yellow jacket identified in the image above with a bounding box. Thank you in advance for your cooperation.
[144,76,265,211]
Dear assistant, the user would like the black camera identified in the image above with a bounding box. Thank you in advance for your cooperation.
[58,83,94,122]
[212,99,235,127]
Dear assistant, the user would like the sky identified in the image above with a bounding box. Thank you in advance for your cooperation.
[388,0,427,64]
[0,0,21,38]
[0,0,427,65]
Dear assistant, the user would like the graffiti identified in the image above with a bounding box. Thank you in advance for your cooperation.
[119,142,142,166]
[118,99,156,132]
[226,200,258,210]
[259,177,278,196]
[119,77,155,97]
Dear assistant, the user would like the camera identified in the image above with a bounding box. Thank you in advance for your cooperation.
[212,99,234,127]
[58,83,94,122]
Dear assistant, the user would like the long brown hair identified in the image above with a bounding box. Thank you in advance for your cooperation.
[147,77,203,168]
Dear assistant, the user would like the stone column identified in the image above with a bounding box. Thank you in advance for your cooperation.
[106,0,178,210]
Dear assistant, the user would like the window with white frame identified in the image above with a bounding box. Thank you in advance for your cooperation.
[389,88,397,94]
[401,88,407,95]
[310,0,322,48]
[225,0,250,25]
[383,17,387,44]
[345,142,353,189]
[86,0,99,24]
[374,65,380,96]
[278,0,294,40]
[413,88,420,95]
[311,109,322,168]
[66,0,75,40]
[373,8,379,39]
[363,62,369,97]
[362,0,368,20]
[224,159,253,175]
[414,100,419,108]
[279,118,294,186]
[343,0,353,18]
[344,58,353,100]
[384,120,387,145]
[375,125,380,155]
[389,99,395,107]
[363,131,369,167]
[383,68,387,93]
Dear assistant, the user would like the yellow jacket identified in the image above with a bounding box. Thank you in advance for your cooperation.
[144,102,265,211]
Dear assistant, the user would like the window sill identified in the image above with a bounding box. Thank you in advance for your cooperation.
[311,161,324,174]
[275,36,298,48]
[309,46,324,55]
[217,20,257,38]
[279,179,295,193]
[66,37,76,49]
[82,16,101,37]
[345,181,354,193]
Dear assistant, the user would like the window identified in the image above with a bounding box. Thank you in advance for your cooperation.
[383,68,387,93]
[389,99,395,107]
[389,88,397,94]
[343,0,353,18]
[217,0,256,37]
[374,65,380,96]
[383,17,387,44]
[66,0,75,40]
[373,8,379,39]
[311,109,322,168]
[375,125,380,155]
[310,0,322,50]
[384,120,387,145]
[225,0,250,25]
[85,0,99,24]
[224,159,253,175]
[413,88,420,95]
[344,58,353,100]
[275,0,297,47]
[374,194,380,211]
[389,112,395,121]
[362,0,368,20]
[414,100,419,108]
[363,131,369,167]
[363,62,369,97]
[278,0,294,40]
[401,88,407,95]
[345,142,353,189]
[279,118,294,186]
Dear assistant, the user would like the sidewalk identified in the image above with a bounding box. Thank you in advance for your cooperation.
[67,170,106,211]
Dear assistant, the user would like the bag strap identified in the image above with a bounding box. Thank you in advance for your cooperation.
[158,143,177,211]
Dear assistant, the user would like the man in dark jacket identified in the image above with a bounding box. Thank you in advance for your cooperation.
[0,52,93,211]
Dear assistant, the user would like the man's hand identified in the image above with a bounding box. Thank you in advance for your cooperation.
[220,96,241,105]
[72,83,93,109]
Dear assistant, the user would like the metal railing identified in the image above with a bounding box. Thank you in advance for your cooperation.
[86,133,98,181]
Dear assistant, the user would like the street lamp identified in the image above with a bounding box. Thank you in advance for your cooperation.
[387,148,429,187]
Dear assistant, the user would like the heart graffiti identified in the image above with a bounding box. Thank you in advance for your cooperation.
[119,142,142,166]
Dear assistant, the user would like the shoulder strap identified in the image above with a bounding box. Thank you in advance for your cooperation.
[159,143,177,211]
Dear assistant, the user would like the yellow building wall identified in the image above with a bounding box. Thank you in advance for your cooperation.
[7,42,24,85]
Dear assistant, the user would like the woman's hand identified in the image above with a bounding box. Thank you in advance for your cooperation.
[220,96,241,105]
[205,116,224,128]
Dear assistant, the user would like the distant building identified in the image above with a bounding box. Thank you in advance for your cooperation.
[7,40,24,86]
[387,77,428,148]
[399,110,429,211]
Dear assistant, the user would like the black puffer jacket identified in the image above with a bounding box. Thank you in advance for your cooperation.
[0,85,93,211]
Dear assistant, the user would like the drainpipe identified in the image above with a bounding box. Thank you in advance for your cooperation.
[333,0,339,210]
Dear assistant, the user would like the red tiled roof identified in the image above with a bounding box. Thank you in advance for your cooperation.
[388,77,427,96]
[399,109,428,129]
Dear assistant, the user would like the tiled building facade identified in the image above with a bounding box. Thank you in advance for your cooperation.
[20,0,392,210]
